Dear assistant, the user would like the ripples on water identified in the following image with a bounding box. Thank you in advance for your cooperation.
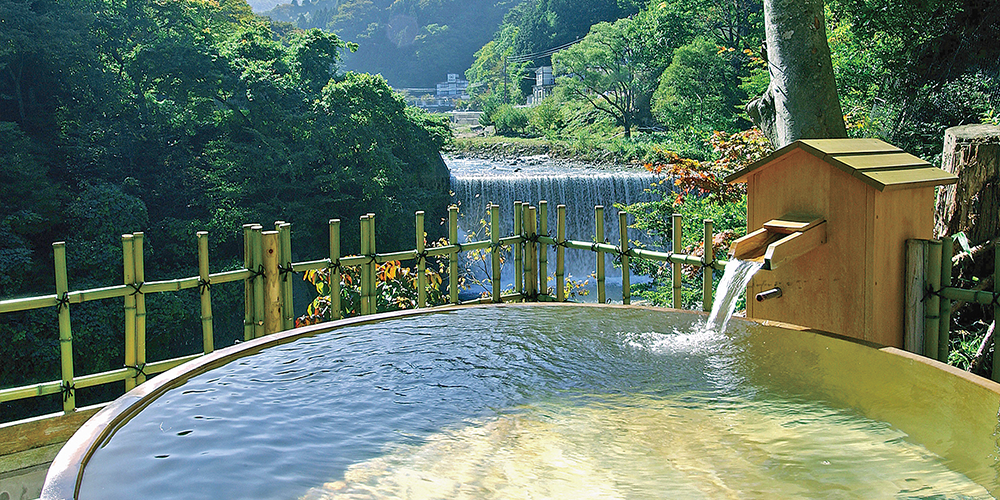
[79,307,992,500]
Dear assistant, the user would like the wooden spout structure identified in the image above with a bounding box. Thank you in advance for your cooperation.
[725,139,957,347]
[731,216,827,271]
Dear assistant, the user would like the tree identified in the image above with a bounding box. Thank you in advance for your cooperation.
[746,0,846,147]
[552,13,677,138]
[653,37,741,131]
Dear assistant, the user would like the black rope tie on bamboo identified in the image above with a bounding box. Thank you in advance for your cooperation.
[366,255,377,266]
[250,264,266,281]
[525,233,542,244]
[128,281,144,296]
[125,363,147,380]
[55,292,70,312]
[555,239,570,248]
[489,242,504,254]
[923,285,942,303]
[60,381,75,402]
[613,248,634,266]
[329,259,342,274]
[279,263,293,282]
[415,250,429,263]
[198,278,212,295]
[992,291,1000,308]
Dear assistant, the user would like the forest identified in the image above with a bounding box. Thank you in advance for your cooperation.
[0,0,451,417]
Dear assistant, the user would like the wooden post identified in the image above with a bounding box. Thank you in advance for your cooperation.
[242,224,255,341]
[360,215,371,315]
[672,213,682,309]
[251,225,266,338]
[416,211,426,308]
[924,239,942,360]
[449,205,459,304]
[196,232,214,354]
[278,222,294,331]
[329,219,342,320]
[596,205,606,304]
[619,211,630,305]
[53,242,75,413]
[368,214,378,313]
[524,205,537,299]
[703,219,714,311]
[490,204,501,302]
[556,205,566,302]
[539,201,551,295]
[262,231,282,334]
[904,239,927,354]
[514,201,523,297]
[938,236,953,363]
[132,232,146,386]
[122,234,137,392]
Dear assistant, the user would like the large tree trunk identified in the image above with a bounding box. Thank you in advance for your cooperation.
[935,124,1000,278]
[747,0,846,148]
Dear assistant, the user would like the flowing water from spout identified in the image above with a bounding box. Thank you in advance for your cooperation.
[705,259,764,333]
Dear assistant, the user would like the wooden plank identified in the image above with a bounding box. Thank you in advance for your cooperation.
[762,216,825,234]
[729,227,773,261]
[904,239,927,354]
[801,138,902,155]
[829,152,929,172]
[763,222,827,271]
[0,408,101,455]
[858,167,959,191]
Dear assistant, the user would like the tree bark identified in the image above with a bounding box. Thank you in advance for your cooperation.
[747,0,846,148]
[935,124,1000,278]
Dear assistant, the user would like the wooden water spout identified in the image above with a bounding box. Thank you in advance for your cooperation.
[730,216,827,271]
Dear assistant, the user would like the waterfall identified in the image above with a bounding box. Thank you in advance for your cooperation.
[447,156,666,299]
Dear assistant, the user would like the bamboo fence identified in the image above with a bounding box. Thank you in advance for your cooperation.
[4,202,1000,425]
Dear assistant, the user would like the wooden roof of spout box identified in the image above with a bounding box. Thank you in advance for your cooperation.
[725,138,958,191]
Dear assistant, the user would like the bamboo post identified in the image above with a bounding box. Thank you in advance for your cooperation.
[904,239,927,354]
[368,213,377,313]
[924,239,942,360]
[672,213,682,309]
[53,242,75,413]
[514,201,523,297]
[251,225,266,338]
[242,224,255,341]
[938,236,953,363]
[556,204,566,302]
[596,205,606,304]
[539,201,549,295]
[122,234,137,392]
[449,205,459,304]
[619,211,630,305]
[360,215,371,315]
[703,219,714,312]
[196,232,214,354]
[329,219,342,320]
[993,244,1000,382]
[490,204,501,302]
[524,205,537,299]
[132,232,146,386]
[416,211,426,308]
[278,222,294,331]
[262,230,282,334]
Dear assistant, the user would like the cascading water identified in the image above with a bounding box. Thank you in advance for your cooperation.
[704,259,763,332]
[447,156,667,299]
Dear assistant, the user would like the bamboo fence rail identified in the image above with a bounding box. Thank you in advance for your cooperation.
[6,201,1000,424]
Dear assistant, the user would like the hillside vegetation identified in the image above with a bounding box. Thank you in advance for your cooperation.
[0,0,451,418]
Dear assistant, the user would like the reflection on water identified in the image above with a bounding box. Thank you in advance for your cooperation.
[77,307,994,500]
[303,394,990,499]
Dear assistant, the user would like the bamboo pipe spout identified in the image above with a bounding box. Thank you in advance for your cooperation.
[729,216,827,271]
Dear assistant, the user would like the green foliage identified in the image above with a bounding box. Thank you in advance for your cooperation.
[0,0,453,407]
[491,104,530,137]
[653,37,743,132]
